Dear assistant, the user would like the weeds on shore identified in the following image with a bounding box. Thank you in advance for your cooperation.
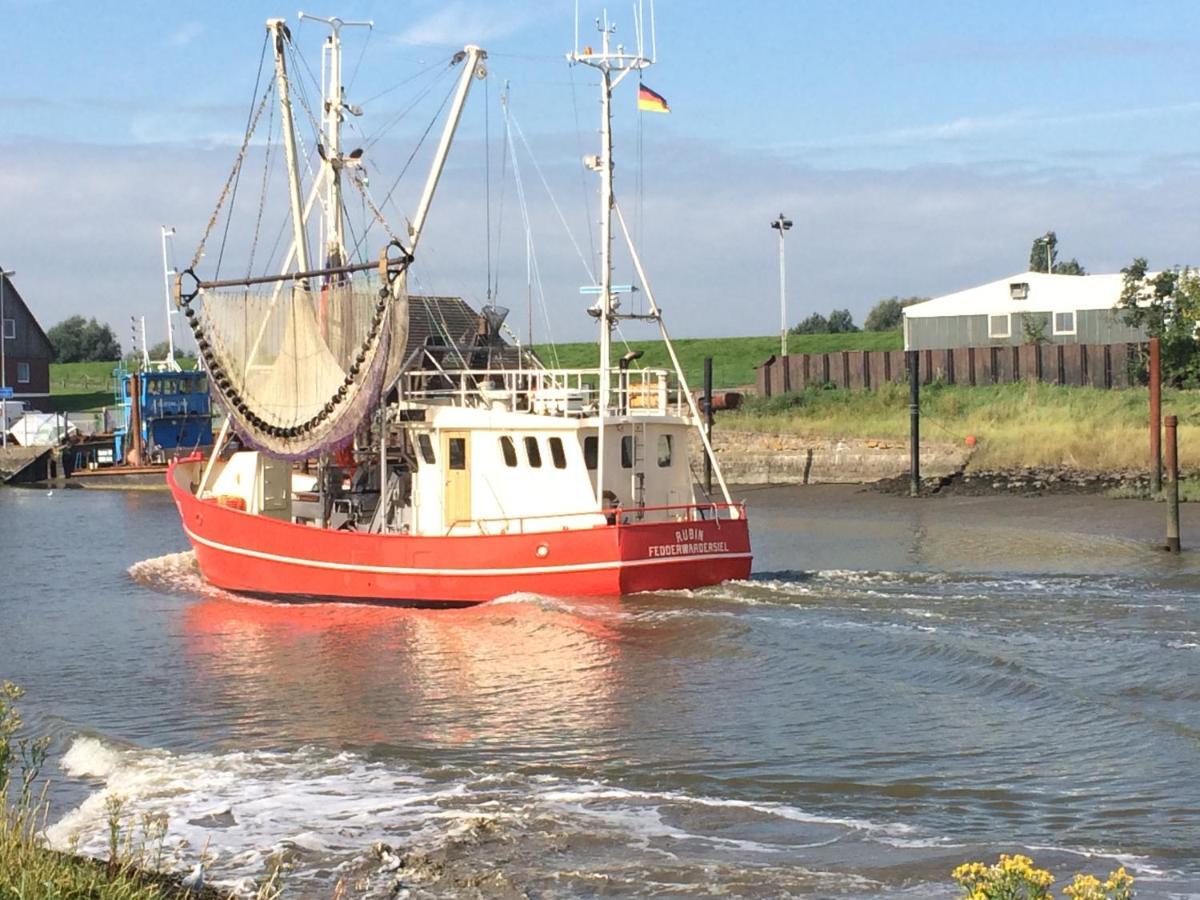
[0,681,284,899]
[953,853,1134,899]
[727,382,1200,471]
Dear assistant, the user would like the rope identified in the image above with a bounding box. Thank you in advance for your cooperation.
[569,65,596,271]
[246,89,277,277]
[192,34,272,273]
[211,32,270,278]
[484,73,492,303]
[510,110,595,283]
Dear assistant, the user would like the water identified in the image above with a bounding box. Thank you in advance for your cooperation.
[2,484,1199,897]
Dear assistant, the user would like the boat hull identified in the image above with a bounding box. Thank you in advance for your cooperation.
[169,461,751,606]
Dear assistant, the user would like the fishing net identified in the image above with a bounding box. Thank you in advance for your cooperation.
[182,265,408,459]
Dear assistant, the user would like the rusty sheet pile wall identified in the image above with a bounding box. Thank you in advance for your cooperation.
[757,343,1143,396]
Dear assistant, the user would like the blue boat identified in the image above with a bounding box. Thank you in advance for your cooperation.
[113,367,213,463]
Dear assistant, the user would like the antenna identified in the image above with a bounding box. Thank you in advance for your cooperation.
[160,226,181,371]
[649,0,657,62]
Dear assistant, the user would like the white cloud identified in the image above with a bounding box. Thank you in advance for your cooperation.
[4,130,1200,348]
[393,1,545,47]
[167,21,204,48]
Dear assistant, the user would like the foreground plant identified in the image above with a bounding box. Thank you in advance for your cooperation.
[1,681,291,899]
[953,854,1134,900]
[953,854,1055,899]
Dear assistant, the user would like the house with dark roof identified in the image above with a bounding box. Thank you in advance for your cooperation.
[1,270,52,405]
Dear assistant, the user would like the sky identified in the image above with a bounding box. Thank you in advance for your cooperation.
[4,1,1200,349]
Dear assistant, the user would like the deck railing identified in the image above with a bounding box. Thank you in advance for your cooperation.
[400,366,692,419]
[445,501,745,535]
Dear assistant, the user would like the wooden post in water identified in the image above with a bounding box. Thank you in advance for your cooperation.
[1150,337,1162,494]
[907,349,920,497]
[703,356,714,495]
[1165,414,1181,553]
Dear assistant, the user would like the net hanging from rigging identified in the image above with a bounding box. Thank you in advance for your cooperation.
[178,246,409,459]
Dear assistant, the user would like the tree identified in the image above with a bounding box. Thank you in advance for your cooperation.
[1119,258,1200,386]
[790,312,829,335]
[1028,230,1086,275]
[827,308,859,334]
[46,316,122,363]
[864,296,926,331]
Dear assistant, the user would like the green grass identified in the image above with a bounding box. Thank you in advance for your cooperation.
[45,359,199,414]
[723,381,1200,471]
[533,332,901,389]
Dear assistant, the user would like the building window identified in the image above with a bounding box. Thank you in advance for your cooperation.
[447,437,467,470]
[524,436,542,468]
[1053,311,1076,335]
[620,435,635,468]
[657,434,673,467]
[2,319,13,340]
[500,436,517,467]
[417,433,436,464]
[583,436,598,470]
[549,436,567,469]
[988,314,1011,339]
[16,362,30,384]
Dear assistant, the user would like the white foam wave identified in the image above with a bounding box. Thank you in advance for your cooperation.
[46,736,946,894]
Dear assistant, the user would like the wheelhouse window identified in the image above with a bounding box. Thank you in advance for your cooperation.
[988,314,1010,339]
[417,433,436,464]
[657,434,673,467]
[16,362,30,384]
[448,437,467,470]
[524,436,542,468]
[500,436,518,467]
[1053,311,1076,335]
[620,435,634,469]
[549,436,567,469]
[583,435,598,470]
[2,319,13,340]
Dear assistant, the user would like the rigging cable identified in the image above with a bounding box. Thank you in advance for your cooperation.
[484,71,492,304]
[246,84,278,277]
[568,65,597,273]
[509,110,595,283]
[210,31,271,279]
[504,101,559,367]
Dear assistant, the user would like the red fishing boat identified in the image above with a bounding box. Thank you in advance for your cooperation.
[169,11,751,606]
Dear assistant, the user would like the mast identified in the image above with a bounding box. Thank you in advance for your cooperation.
[409,46,488,255]
[569,10,651,507]
[267,19,312,278]
[299,13,372,265]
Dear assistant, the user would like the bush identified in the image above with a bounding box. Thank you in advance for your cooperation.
[952,854,1133,900]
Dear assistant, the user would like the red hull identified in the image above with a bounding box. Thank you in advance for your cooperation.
[168,461,751,606]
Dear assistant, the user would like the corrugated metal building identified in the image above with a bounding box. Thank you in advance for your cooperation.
[902,271,1147,351]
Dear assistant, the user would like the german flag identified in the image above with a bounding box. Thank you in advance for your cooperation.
[637,84,670,114]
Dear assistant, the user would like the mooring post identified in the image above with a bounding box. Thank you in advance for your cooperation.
[1150,337,1162,494]
[1165,414,1181,553]
[703,356,714,495]
[908,349,920,497]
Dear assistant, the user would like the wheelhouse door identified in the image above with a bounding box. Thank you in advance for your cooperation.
[443,431,471,529]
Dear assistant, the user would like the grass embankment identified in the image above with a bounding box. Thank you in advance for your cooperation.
[724,382,1200,472]
[534,331,900,390]
[45,359,199,414]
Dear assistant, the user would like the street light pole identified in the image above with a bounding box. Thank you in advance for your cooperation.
[0,269,13,449]
[770,212,793,365]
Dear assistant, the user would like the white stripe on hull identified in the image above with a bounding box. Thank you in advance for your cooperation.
[185,527,751,578]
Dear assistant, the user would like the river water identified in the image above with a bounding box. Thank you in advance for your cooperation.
[1,484,1199,897]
